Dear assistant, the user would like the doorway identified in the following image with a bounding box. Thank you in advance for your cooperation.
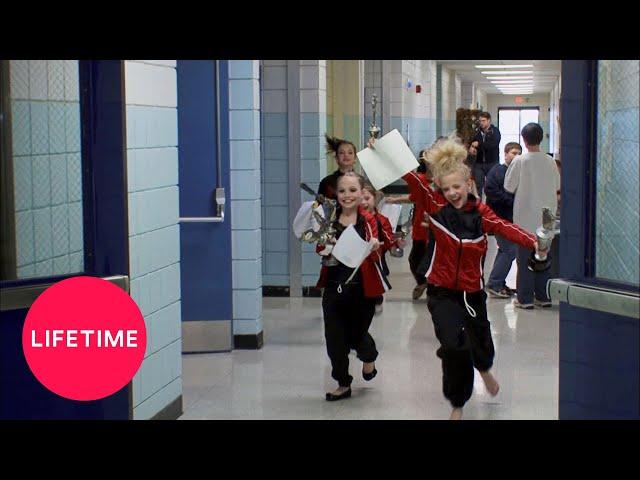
[497,107,540,163]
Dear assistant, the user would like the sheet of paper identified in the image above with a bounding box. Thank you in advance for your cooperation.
[357,129,419,190]
[292,201,324,238]
[331,224,373,269]
[378,203,403,229]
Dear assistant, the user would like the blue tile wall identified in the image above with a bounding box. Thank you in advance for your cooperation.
[10,60,82,278]
[231,199,261,230]
[230,140,260,171]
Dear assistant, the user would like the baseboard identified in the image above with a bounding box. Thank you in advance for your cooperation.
[234,331,264,350]
[263,286,290,297]
[150,395,183,420]
[302,286,322,297]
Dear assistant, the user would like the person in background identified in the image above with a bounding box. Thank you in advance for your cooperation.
[318,134,358,199]
[504,123,560,309]
[485,142,522,298]
[361,182,403,314]
[470,112,501,199]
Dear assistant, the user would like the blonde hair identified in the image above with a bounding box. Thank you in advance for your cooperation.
[425,135,470,183]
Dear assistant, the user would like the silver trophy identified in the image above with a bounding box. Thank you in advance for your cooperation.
[299,183,339,266]
[368,94,381,139]
[527,207,560,272]
[389,208,413,258]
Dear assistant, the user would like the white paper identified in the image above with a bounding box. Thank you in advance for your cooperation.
[293,201,324,238]
[357,129,419,190]
[378,202,403,230]
[331,224,373,269]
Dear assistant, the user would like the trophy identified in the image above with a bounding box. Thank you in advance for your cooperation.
[368,94,381,139]
[527,207,560,272]
[389,208,413,258]
[299,183,339,266]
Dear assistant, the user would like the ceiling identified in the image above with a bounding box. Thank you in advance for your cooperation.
[437,60,561,95]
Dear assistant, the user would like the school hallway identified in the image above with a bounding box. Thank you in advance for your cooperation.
[180,236,559,420]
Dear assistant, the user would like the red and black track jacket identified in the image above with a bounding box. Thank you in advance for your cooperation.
[407,172,431,242]
[316,205,390,298]
[403,171,537,293]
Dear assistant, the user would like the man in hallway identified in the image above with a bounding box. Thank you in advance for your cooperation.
[504,122,560,309]
[471,112,501,199]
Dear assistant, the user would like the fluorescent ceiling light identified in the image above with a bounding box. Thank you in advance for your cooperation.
[481,70,533,75]
[486,75,534,80]
[491,80,534,84]
[475,64,533,69]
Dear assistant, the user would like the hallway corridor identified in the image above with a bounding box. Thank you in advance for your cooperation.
[180,237,559,420]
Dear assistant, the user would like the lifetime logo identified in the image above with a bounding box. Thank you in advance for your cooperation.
[22,277,147,401]
[30,329,140,348]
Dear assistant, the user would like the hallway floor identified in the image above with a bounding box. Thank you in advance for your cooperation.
[180,236,559,420]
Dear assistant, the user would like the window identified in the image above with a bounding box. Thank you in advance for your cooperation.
[0,60,84,281]
[497,107,540,163]
[593,60,640,287]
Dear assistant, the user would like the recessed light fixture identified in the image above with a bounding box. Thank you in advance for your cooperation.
[475,64,533,69]
[486,76,534,80]
[481,70,533,75]
[491,80,534,84]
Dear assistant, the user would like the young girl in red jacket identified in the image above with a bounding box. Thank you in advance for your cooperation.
[368,136,547,420]
[361,182,405,314]
[316,172,389,401]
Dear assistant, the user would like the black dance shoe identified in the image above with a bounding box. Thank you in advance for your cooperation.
[325,388,352,401]
[362,368,378,381]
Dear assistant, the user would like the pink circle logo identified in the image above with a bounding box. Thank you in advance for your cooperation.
[22,276,146,401]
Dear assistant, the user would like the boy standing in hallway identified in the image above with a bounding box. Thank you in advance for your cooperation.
[485,142,522,298]
[504,123,560,309]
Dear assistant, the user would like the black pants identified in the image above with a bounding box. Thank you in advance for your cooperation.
[322,282,378,387]
[426,284,494,408]
[472,161,498,199]
[409,240,427,285]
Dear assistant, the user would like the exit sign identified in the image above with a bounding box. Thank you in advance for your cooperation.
[515,96,524,104]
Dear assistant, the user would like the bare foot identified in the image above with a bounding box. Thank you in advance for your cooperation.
[480,370,500,396]
[450,408,463,420]
[363,362,375,375]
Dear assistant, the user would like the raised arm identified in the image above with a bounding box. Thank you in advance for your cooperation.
[402,171,447,214]
[479,203,536,250]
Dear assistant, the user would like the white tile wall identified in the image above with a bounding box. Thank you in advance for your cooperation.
[127,60,181,420]
[229,60,262,337]
[125,61,177,107]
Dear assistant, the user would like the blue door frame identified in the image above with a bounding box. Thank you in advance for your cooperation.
[1,60,131,420]
[177,60,233,352]
[558,60,639,419]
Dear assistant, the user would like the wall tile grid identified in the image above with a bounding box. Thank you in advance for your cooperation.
[125,60,182,420]
[229,60,263,334]
[261,61,289,287]
[10,60,84,279]
[299,61,327,286]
